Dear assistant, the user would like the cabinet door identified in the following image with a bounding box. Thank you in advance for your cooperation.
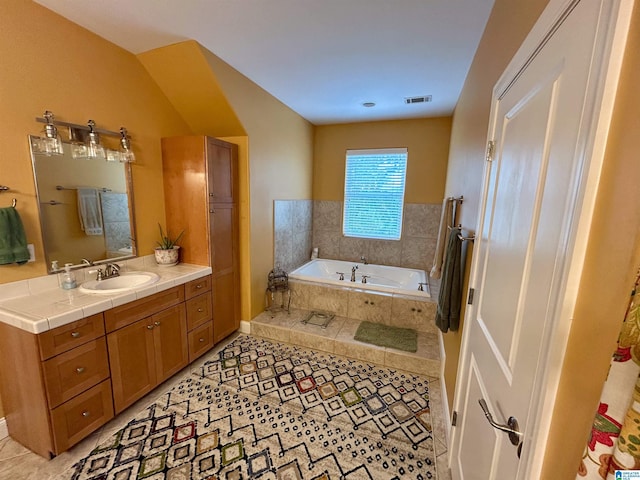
[206,137,237,203]
[152,304,188,384]
[213,271,238,343]
[107,319,156,414]
[209,203,236,275]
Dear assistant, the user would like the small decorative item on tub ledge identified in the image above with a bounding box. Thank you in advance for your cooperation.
[154,223,184,267]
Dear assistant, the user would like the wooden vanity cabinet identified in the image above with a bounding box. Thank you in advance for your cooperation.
[162,136,240,344]
[0,314,113,458]
[105,286,188,414]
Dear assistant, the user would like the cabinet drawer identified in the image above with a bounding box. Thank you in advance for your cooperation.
[188,321,214,362]
[186,291,213,330]
[185,275,212,300]
[51,380,114,454]
[43,338,110,409]
[38,314,105,360]
[105,286,184,333]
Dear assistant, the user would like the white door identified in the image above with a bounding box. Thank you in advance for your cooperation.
[450,0,632,478]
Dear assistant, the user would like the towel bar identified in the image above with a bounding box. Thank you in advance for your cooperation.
[447,224,475,242]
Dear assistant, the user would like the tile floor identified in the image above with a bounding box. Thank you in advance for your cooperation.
[0,324,451,479]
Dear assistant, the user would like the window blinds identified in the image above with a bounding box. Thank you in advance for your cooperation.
[343,148,408,240]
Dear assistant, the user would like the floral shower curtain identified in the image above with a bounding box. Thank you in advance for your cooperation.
[578,270,640,478]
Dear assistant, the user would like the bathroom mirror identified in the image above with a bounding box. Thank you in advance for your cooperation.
[29,135,137,272]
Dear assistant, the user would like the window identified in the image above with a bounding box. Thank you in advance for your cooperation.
[343,148,408,240]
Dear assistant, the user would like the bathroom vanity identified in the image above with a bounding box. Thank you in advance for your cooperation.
[0,263,215,459]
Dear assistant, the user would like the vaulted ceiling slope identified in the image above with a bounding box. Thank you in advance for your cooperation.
[34,0,495,125]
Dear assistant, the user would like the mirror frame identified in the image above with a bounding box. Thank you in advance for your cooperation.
[29,135,138,273]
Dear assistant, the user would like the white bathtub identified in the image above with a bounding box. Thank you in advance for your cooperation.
[289,259,430,298]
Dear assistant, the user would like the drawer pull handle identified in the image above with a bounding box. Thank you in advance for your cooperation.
[154,321,161,327]
[71,331,80,338]
[197,308,204,313]
[76,367,85,374]
[147,325,154,330]
[199,338,205,343]
[82,411,90,417]
[196,284,203,289]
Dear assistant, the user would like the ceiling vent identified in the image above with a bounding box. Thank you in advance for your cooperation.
[404,95,432,105]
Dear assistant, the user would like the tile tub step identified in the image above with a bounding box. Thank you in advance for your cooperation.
[250,308,441,378]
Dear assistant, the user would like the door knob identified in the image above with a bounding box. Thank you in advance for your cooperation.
[478,399,522,446]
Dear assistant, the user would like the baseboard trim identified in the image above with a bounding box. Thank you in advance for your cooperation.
[239,320,251,334]
[0,417,7,440]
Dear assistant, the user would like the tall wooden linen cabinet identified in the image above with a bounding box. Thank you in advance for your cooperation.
[161,136,240,344]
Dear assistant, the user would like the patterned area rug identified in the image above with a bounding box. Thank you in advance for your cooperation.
[69,335,437,479]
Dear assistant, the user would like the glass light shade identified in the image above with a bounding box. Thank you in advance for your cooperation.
[119,127,135,163]
[86,130,105,160]
[71,141,87,160]
[43,124,64,156]
[106,149,121,162]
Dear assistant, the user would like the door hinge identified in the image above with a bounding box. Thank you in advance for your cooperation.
[467,288,475,305]
[486,140,495,162]
[452,411,458,426]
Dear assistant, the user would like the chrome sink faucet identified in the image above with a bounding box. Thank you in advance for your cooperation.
[90,263,120,281]
[351,265,358,282]
[105,263,120,278]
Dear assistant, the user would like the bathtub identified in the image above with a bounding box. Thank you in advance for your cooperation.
[289,259,430,298]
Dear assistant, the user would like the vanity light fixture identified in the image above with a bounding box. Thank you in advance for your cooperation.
[119,127,135,163]
[34,112,136,162]
[86,120,106,160]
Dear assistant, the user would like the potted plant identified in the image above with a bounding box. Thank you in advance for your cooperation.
[154,224,184,266]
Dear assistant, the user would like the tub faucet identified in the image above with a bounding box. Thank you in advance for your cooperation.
[360,255,368,265]
[351,265,358,282]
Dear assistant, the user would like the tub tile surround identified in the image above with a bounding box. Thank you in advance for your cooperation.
[274,199,442,274]
[289,280,438,334]
[273,199,313,273]
[0,255,212,333]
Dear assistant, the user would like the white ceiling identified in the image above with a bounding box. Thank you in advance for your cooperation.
[34,0,495,125]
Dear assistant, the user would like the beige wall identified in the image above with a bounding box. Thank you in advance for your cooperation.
[313,118,451,203]
[445,0,640,477]
[0,0,192,418]
[199,47,314,319]
[442,0,550,413]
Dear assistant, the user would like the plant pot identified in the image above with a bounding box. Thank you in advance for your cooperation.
[155,246,180,266]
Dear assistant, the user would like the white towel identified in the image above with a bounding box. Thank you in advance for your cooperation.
[77,188,104,236]
[430,197,454,279]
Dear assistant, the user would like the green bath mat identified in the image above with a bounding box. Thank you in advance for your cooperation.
[354,321,418,353]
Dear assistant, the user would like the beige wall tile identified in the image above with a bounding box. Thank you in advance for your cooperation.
[307,284,350,316]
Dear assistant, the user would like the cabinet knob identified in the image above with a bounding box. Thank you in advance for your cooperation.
[76,367,85,374]
[71,331,80,338]
[196,284,203,289]
[82,411,90,417]
[209,209,215,214]
[209,193,215,197]
[154,321,161,327]
[199,338,205,343]
[197,308,204,313]
[147,325,154,330]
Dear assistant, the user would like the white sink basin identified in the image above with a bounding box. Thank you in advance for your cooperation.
[79,271,160,295]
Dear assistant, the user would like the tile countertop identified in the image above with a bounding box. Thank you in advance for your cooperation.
[0,255,212,334]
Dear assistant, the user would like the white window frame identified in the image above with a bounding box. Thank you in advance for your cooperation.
[342,147,408,241]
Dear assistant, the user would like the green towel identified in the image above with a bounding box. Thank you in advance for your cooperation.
[0,207,30,265]
[435,227,462,333]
